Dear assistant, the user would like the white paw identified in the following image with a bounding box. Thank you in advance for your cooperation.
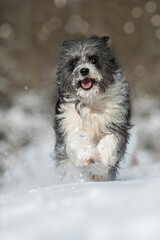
[66,134,98,167]
[75,146,98,166]
[97,135,117,166]
[76,156,95,167]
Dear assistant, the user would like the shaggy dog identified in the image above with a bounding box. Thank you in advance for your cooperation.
[54,36,131,181]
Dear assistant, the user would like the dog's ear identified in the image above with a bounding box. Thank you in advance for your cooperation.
[101,36,110,44]
[62,40,71,47]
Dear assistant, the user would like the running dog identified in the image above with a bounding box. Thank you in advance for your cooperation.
[54,36,131,181]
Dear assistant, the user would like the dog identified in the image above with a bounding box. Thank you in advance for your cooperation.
[54,36,131,181]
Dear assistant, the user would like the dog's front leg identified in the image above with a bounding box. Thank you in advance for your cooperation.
[97,134,118,173]
[66,132,98,167]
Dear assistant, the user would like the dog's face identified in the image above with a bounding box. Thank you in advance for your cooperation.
[56,36,119,99]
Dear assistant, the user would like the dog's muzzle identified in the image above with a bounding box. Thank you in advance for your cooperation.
[72,64,101,93]
[78,78,95,90]
[78,68,94,90]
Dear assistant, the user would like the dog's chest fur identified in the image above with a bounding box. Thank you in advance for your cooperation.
[57,92,125,144]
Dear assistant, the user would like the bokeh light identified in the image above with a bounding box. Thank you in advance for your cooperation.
[151,14,160,27]
[155,28,160,40]
[54,0,67,8]
[145,1,157,13]
[0,23,14,40]
[132,7,143,18]
[65,15,89,35]
[37,17,62,44]
[123,21,135,34]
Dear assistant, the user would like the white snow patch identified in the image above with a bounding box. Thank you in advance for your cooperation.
[0,177,160,240]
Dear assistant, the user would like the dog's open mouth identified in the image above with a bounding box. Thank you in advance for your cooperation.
[79,78,95,90]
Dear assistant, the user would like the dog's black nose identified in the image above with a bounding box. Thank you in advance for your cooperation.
[80,68,89,76]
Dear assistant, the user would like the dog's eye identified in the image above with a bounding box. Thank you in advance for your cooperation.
[90,57,97,64]
[72,60,78,67]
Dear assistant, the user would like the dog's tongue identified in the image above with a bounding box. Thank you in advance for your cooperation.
[81,78,92,89]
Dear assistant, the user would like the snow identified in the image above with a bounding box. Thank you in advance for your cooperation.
[1,175,160,240]
[0,93,160,240]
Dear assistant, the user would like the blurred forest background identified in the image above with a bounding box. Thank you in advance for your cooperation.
[0,0,160,186]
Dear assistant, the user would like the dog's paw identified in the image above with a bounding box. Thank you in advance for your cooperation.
[97,134,117,166]
[88,173,104,182]
[87,161,109,181]
[76,157,95,167]
[75,146,99,167]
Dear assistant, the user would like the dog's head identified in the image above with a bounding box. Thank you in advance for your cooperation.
[56,36,119,100]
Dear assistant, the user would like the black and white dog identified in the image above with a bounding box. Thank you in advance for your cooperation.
[54,36,131,181]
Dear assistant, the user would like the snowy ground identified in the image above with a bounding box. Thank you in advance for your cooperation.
[0,92,160,240]
[1,175,160,240]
